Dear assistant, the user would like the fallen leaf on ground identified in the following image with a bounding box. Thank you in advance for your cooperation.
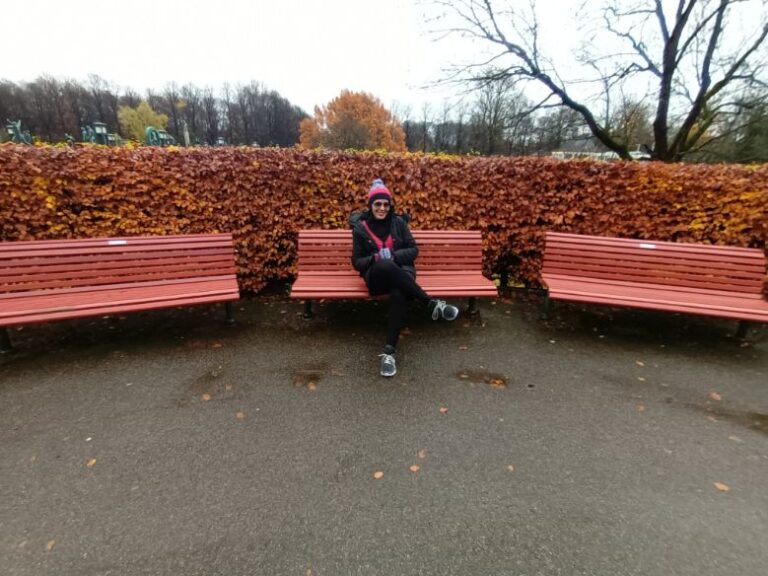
[637,404,646,412]
[224,384,233,391]
[439,407,449,414]
[235,412,246,420]
[714,482,730,492]
[373,471,384,479]
[211,342,222,348]
[728,435,743,443]
[46,540,56,551]
[307,381,317,391]
[637,377,646,382]
[458,373,469,379]
[458,345,469,351]
[636,361,645,366]
[507,465,515,472]
[409,464,421,472]
[417,449,427,459]
[709,392,722,401]
[707,416,718,422]
[201,393,212,402]
[490,377,507,389]
[85,458,97,468]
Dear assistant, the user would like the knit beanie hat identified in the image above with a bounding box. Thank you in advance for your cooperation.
[367,178,393,207]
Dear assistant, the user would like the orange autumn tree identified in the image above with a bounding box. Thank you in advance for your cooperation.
[299,90,406,152]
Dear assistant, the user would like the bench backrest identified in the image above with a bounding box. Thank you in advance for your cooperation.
[543,232,766,294]
[297,230,484,273]
[0,233,237,294]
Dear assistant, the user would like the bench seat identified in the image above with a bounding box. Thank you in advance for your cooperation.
[291,230,497,313]
[543,274,768,322]
[291,271,497,299]
[541,232,768,332]
[0,277,238,325]
[0,233,240,351]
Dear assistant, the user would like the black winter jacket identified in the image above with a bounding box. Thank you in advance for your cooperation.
[350,210,419,284]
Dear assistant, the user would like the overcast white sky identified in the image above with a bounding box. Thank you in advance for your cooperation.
[3,0,584,115]
[5,1,765,117]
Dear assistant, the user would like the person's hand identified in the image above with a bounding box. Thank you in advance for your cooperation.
[378,248,392,260]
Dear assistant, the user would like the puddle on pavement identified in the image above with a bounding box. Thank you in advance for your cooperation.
[293,370,321,390]
[702,405,768,435]
[455,369,509,389]
[178,366,233,406]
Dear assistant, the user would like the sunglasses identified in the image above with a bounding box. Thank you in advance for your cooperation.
[372,201,390,209]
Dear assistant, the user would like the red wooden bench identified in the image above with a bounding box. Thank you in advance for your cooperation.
[0,233,240,352]
[541,231,768,338]
[291,229,498,317]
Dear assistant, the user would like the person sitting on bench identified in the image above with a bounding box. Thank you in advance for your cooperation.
[351,178,460,378]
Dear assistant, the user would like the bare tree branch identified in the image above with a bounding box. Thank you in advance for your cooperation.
[432,0,768,161]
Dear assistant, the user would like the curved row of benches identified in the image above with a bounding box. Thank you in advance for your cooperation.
[1,231,766,352]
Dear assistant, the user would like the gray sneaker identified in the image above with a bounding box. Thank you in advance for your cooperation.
[379,353,397,377]
[431,299,460,321]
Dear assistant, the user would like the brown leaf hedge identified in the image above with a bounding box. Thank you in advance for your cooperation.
[1,144,766,293]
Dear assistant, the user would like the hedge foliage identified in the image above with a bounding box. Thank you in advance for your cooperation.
[1,144,766,292]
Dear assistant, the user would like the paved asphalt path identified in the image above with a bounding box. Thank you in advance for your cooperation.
[1,293,766,576]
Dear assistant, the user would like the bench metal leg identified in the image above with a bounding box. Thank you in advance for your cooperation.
[499,271,509,291]
[467,297,479,316]
[0,328,11,354]
[303,300,313,319]
[541,293,551,320]
[735,321,750,340]
[225,302,235,325]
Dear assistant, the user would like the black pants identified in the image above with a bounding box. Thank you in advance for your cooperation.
[367,260,431,349]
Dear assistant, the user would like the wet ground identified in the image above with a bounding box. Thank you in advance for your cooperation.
[1,291,766,576]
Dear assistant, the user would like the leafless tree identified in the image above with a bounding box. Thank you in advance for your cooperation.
[433,0,768,161]
[202,88,220,145]
[419,103,433,152]
[610,96,654,151]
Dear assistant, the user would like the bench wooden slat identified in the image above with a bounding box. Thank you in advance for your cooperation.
[0,274,236,300]
[0,239,235,259]
[0,247,236,269]
[1,258,236,279]
[545,246,764,271]
[1,293,239,326]
[542,272,761,298]
[545,232,762,257]
[544,276,768,322]
[0,277,235,318]
[0,233,231,252]
[1,265,238,293]
[542,264,763,292]
[542,232,768,324]
[295,261,483,271]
